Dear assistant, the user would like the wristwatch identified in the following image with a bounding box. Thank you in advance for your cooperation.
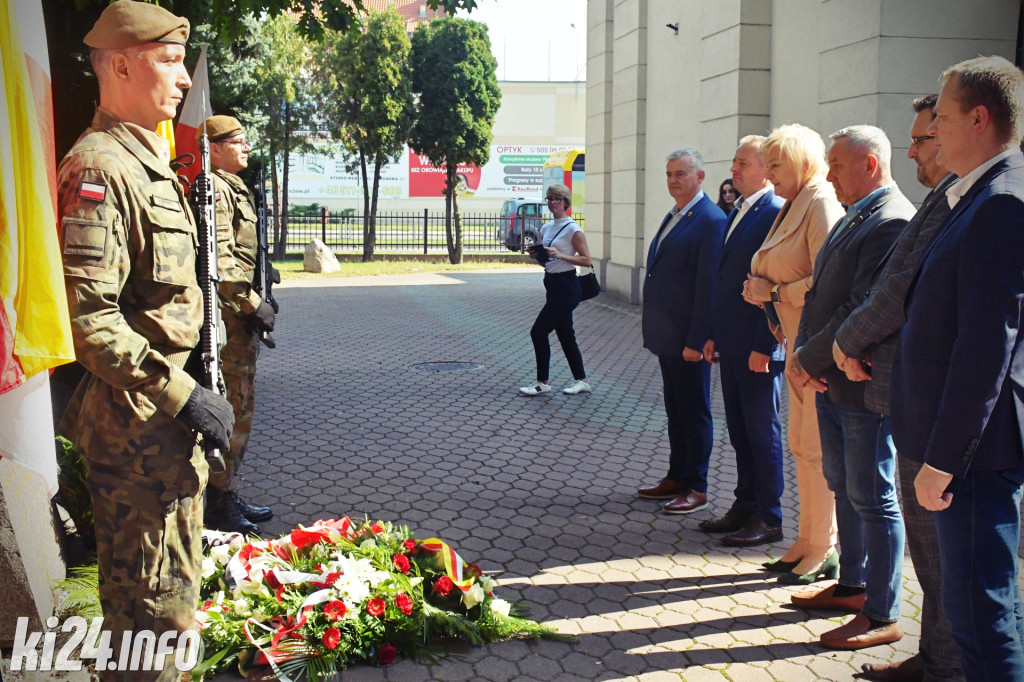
[770,284,781,303]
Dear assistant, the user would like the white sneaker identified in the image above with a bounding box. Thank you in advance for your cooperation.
[563,380,592,395]
[519,382,551,396]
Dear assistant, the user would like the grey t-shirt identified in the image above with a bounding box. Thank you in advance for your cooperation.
[541,218,582,274]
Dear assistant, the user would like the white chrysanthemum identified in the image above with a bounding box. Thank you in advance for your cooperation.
[462,582,485,609]
[490,598,511,617]
[233,598,252,617]
[479,575,495,593]
[359,538,377,550]
[202,556,217,579]
[210,544,233,566]
[333,575,372,604]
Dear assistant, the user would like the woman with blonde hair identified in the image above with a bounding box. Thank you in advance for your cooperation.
[519,183,593,396]
[744,124,844,583]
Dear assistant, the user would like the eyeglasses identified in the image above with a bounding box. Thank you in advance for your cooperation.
[223,138,250,148]
[545,197,564,203]
[910,135,935,147]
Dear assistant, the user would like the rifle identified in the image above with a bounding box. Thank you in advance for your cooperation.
[193,125,228,473]
[253,158,277,349]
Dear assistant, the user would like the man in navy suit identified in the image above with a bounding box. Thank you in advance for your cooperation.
[637,148,725,515]
[891,55,1024,680]
[699,136,786,545]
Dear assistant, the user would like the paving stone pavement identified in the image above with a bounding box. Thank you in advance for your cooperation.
[229,268,927,682]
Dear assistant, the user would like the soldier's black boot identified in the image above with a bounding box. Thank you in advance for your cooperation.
[206,486,261,536]
[231,491,273,523]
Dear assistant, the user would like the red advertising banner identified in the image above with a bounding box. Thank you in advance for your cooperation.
[408,153,483,198]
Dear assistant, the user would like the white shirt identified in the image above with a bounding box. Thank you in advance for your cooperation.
[541,218,582,274]
[946,148,1018,208]
[655,190,705,252]
[726,186,771,242]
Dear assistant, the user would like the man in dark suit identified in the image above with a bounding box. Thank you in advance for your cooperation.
[832,96,962,682]
[637,148,725,515]
[891,55,1024,680]
[699,136,786,545]
[787,126,915,649]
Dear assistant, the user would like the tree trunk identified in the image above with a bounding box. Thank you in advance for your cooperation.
[444,164,456,264]
[270,141,283,259]
[452,187,463,264]
[360,151,373,262]
[368,155,383,263]
[280,101,291,259]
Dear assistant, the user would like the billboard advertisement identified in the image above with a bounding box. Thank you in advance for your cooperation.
[282,143,579,201]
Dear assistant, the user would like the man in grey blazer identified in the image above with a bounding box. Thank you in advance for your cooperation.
[833,97,963,682]
[787,126,915,649]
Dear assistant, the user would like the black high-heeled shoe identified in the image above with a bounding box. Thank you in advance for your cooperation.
[777,551,839,585]
[761,556,801,572]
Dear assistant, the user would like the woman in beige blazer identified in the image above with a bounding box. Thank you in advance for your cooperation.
[744,124,844,582]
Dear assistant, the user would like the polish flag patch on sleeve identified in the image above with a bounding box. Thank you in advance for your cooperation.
[79,181,107,202]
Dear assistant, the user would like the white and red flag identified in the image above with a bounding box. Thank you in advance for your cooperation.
[174,43,211,185]
[0,0,77,495]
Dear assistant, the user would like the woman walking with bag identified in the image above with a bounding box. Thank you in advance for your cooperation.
[520,183,593,396]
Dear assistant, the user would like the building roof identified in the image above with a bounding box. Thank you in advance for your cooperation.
[348,0,445,31]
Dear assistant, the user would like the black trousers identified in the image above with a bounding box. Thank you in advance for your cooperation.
[531,271,586,382]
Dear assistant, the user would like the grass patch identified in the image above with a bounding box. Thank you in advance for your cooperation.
[275,259,537,279]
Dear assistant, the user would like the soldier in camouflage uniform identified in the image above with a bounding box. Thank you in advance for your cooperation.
[56,2,234,679]
[200,115,276,535]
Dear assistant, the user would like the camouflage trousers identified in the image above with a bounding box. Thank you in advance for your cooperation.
[60,365,208,682]
[208,312,260,491]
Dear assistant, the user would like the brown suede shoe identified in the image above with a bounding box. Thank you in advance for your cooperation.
[790,583,866,612]
[662,490,708,515]
[820,614,902,650]
[698,507,749,533]
[860,654,925,681]
[637,478,683,499]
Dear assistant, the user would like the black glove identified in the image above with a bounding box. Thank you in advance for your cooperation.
[269,265,281,284]
[178,385,234,451]
[247,300,276,333]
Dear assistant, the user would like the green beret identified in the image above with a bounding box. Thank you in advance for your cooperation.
[84,0,189,49]
[199,115,244,142]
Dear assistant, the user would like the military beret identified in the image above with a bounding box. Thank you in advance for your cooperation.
[199,115,244,142]
[84,0,189,49]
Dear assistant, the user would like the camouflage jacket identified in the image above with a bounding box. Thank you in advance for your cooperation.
[57,107,200,421]
[212,168,261,317]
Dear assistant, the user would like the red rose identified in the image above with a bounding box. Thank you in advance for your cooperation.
[392,555,411,574]
[263,569,282,590]
[323,600,347,622]
[370,522,384,535]
[366,596,387,617]
[403,539,417,553]
[395,593,414,616]
[322,626,341,650]
[378,643,397,666]
[432,576,453,597]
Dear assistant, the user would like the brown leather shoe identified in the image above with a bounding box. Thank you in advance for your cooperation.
[721,518,783,547]
[637,478,683,499]
[698,507,749,533]
[860,654,924,681]
[662,490,708,515]
[790,584,866,612]
[820,614,902,650]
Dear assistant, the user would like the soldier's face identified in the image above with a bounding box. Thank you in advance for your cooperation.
[211,135,249,174]
[128,43,191,128]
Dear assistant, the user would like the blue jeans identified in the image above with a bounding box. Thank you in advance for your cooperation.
[816,393,904,623]
[936,467,1024,681]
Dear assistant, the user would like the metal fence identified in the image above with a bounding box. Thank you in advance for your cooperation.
[269,208,585,255]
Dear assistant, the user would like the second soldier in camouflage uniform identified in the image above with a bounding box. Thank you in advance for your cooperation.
[56,2,234,679]
[201,115,276,534]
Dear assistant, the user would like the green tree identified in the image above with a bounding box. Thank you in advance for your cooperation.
[319,10,414,261]
[251,14,321,259]
[409,17,500,264]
